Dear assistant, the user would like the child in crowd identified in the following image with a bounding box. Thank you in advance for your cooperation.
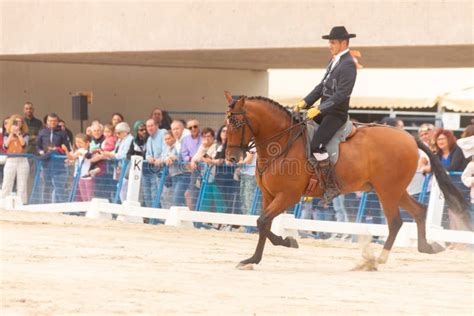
[101,123,117,152]
[65,133,100,202]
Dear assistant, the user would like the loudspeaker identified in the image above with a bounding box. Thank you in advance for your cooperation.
[72,95,88,121]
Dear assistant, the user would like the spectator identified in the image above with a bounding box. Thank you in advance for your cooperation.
[459,135,473,224]
[126,120,148,159]
[101,124,117,152]
[432,129,469,231]
[170,120,191,207]
[65,133,97,202]
[100,122,134,203]
[37,113,71,203]
[144,118,166,210]
[88,122,114,200]
[111,113,124,128]
[0,117,8,184]
[161,110,173,130]
[239,148,257,215]
[181,119,202,209]
[214,124,240,214]
[329,195,350,240]
[170,120,189,153]
[191,127,224,212]
[433,129,468,172]
[1,115,30,204]
[150,107,172,130]
[160,131,180,209]
[58,119,73,148]
[23,101,43,154]
[89,123,104,152]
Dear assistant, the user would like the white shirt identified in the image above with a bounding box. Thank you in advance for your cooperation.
[330,48,350,71]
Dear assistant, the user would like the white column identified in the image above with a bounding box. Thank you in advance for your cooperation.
[117,155,144,223]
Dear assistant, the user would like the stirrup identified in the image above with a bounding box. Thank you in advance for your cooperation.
[315,157,340,207]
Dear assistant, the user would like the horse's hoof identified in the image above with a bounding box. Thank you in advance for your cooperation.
[236,263,255,270]
[431,242,445,253]
[286,236,299,248]
[351,259,378,272]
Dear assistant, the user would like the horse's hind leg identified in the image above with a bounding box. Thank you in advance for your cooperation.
[374,192,403,264]
[399,191,444,254]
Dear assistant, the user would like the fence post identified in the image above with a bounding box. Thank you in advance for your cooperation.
[195,163,211,212]
[151,165,168,208]
[28,155,42,205]
[68,160,84,202]
[113,159,129,204]
[117,156,144,223]
[418,173,432,204]
[355,192,368,223]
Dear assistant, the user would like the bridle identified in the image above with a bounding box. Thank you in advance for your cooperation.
[226,104,311,175]
[225,109,256,153]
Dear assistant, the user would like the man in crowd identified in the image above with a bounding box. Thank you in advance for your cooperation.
[23,101,43,154]
[37,113,71,203]
[180,119,202,209]
[144,118,166,210]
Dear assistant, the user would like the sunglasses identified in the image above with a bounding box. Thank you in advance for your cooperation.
[138,128,146,132]
[188,125,199,129]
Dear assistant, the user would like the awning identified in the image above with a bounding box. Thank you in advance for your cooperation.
[426,87,474,113]
[269,68,474,111]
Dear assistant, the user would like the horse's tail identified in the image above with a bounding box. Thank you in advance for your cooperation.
[416,138,471,230]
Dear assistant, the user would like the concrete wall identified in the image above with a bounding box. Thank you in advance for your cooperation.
[0,61,267,132]
[1,1,472,54]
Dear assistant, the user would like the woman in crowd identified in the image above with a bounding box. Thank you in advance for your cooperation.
[432,128,470,231]
[110,113,124,128]
[100,122,134,202]
[1,115,30,204]
[65,133,97,202]
[213,124,240,214]
[191,127,224,213]
[126,120,148,159]
[433,129,469,172]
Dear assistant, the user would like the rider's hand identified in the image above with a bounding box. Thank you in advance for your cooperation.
[293,100,307,112]
[306,107,321,119]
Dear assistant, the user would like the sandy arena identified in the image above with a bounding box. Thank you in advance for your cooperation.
[1,209,473,315]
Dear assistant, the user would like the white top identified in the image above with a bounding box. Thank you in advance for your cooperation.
[330,48,350,70]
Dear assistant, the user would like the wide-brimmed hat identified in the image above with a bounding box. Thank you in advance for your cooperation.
[322,26,356,40]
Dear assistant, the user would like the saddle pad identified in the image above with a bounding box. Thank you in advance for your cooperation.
[306,118,353,165]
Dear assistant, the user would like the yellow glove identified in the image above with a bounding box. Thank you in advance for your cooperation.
[306,106,321,119]
[293,100,307,112]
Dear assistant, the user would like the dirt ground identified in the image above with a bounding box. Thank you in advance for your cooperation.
[1,210,473,315]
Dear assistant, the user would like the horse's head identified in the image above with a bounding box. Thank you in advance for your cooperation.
[224,91,254,163]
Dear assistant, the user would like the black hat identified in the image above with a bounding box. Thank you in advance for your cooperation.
[322,26,356,40]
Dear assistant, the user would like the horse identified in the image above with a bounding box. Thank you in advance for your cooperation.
[223,92,471,269]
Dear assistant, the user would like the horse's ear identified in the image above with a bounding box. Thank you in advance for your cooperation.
[235,96,245,107]
[224,91,233,104]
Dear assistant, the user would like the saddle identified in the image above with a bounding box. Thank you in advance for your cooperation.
[303,118,357,199]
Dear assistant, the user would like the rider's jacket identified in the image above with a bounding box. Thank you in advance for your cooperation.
[303,51,357,120]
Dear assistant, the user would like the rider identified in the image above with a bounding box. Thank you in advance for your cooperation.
[293,26,358,205]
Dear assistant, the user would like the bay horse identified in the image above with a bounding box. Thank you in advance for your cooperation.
[224,92,471,269]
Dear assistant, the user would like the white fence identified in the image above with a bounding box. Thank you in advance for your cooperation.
[2,195,472,247]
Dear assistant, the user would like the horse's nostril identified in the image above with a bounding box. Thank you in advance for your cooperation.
[229,157,236,163]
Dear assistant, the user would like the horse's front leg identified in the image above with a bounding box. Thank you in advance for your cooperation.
[237,192,300,268]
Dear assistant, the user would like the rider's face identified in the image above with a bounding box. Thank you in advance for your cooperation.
[328,39,347,56]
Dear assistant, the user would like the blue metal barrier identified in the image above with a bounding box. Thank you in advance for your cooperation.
[1,152,471,233]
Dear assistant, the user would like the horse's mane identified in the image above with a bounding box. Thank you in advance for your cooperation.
[229,95,298,123]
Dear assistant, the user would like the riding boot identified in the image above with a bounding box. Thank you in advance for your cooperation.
[315,156,340,207]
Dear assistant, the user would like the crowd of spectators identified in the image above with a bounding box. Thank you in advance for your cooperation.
[0,102,472,234]
[0,102,258,226]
